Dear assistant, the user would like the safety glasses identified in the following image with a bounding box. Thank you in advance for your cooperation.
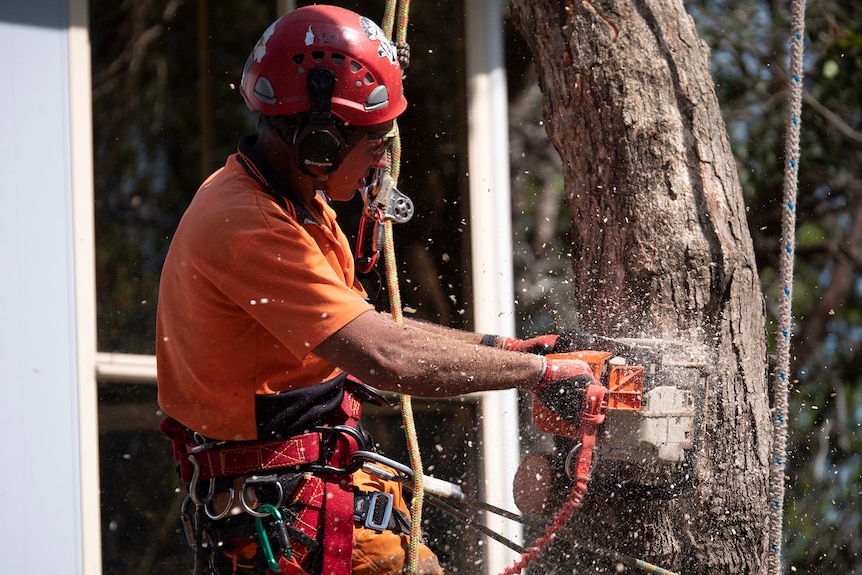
[364,122,399,155]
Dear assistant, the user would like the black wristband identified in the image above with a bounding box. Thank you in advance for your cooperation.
[480,334,499,347]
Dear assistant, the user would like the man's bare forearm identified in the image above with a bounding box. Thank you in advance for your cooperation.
[314,311,544,396]
[400,316,488,345]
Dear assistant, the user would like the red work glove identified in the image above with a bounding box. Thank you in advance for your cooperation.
[494,335,558,355]
[532,358,596,422]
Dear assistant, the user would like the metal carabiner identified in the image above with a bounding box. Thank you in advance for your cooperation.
[204,487,235,520]
[355,209,385,274]
[187,454,216,507]
[350,451,465,500]
[254,503,291,572]
[349,450,414,483]
[240,475,285,518]
[358,167,384,215]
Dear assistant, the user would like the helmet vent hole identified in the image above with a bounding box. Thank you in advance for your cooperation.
[350,60,362,73]
[311,51,325,62]
[292,54,304,64]
[331,53,345,65]
[365,86,390,111]
[364,73,374,85]
[253,77,276,105]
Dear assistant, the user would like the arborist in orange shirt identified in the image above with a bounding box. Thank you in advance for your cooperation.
[156,5,595,575]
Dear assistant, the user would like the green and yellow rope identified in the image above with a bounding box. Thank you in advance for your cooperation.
[382,2,424,573]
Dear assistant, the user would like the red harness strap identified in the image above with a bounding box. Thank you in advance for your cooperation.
[172,429,325,483]
[269,452,355,575]
[161,389,364,482]
[501,384,607,575]
[316,392,361,575]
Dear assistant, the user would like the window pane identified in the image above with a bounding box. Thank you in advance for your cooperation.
[92,0,471,354]
[91,0,277,353]
[98,381,192,572]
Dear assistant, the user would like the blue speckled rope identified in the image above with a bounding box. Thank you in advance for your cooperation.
[768,0,806,572]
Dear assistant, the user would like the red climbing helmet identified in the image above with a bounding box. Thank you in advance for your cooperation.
[240,5,407,126]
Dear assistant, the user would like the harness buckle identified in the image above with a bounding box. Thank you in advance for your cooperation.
[309,425,368,474]
[363,492,394,532]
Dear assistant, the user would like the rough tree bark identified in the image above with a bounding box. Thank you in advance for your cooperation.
[510,0,772,573]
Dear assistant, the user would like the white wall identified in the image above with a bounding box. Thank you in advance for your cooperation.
[0,1,100,573]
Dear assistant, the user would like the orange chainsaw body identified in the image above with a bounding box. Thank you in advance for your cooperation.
[532,351,644,438]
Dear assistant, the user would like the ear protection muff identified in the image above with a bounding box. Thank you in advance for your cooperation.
[292,68,346,179]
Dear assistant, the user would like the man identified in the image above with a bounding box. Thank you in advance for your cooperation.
[157,6,594,575]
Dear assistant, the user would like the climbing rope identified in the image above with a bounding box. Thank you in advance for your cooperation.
[380,2,424,573]
[768,0,806,572]
[384,220,426,574]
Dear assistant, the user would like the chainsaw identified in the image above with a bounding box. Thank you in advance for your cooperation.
[532,331,658,438]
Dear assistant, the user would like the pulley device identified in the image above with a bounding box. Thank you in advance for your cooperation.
[355,167,414,274]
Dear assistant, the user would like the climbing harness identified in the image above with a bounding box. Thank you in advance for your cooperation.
[164,381,416,575]
[768,0,806,572]
[163,382,372,575]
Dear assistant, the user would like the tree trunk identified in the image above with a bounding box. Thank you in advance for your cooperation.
[510,0,772,573]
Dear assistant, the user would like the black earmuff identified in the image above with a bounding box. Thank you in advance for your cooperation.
[293,68,345,178]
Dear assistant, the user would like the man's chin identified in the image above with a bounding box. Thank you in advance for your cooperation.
[327,188,357,203]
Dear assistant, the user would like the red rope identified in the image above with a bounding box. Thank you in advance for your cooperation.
[501,384,607,575]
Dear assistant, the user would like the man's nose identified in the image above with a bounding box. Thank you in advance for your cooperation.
[371,152,389,169]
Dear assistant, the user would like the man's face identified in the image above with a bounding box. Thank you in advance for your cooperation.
[323,120,398,202]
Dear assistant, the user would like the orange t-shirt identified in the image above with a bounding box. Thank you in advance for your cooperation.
[156,146,373,441]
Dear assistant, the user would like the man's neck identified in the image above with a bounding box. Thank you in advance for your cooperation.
[254,133,324,205]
